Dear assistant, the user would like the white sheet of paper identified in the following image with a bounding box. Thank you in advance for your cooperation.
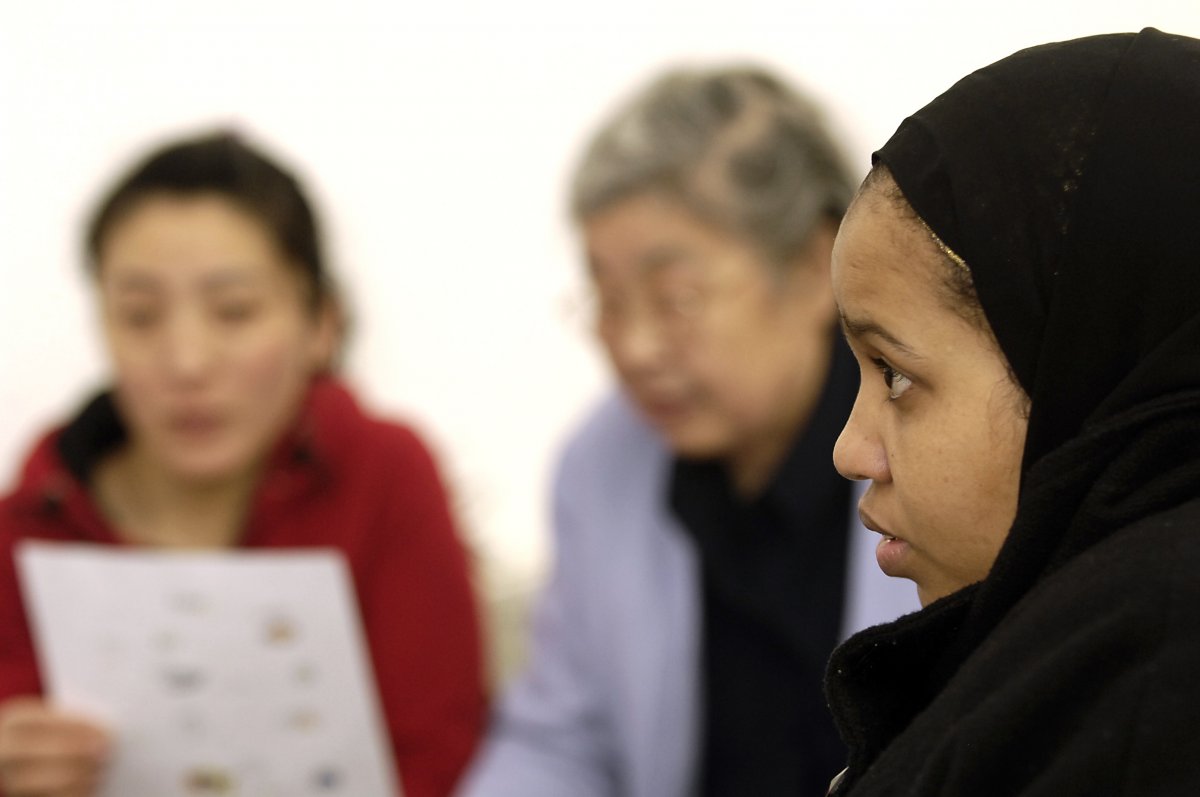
[16,540,400,797]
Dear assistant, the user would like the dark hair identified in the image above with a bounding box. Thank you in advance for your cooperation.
[571,65,855,271]
[85,131,329,309]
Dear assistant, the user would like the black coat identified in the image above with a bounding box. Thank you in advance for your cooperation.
[826,497,1200,796]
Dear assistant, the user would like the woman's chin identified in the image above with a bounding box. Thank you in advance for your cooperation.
[151,447,258,489]
[915,580,965,608]
[660,425,731,460]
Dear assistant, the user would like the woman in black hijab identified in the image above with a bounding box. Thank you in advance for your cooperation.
[826,27,1200,795]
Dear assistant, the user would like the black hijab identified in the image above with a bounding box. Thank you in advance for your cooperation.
[827,27,1200,776]
[876,25,1200,653]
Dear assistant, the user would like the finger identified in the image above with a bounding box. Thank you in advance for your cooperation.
[0,699,97,730]
[0,727,108,796]
[0,711,109,759]
[0,752,104,796]
[0,726,109,766]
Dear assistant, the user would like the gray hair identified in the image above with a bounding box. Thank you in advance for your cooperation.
[570,65,855,269]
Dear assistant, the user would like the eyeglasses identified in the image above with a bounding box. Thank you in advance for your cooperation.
[592,282,708,339]
[564,269,761,343]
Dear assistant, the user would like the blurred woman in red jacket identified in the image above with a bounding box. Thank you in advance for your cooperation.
[0,131,485,797]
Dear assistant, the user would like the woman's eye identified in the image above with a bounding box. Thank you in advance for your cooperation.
[215,303,258,323]
[872,358,913,401]
[651,283,704,322]
[887,371,913,400]
[118,307,159,329]
[591,291,627,328]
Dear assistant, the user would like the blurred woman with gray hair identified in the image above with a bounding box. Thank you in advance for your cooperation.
[459,65,917,797]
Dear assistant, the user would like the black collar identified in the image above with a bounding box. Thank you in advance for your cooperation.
[56,391,127,486]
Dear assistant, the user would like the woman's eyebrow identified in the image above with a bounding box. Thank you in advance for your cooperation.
[107,273,160,293]
[200,270,261,291]
[587,244,698,281]
[839,312,923,359]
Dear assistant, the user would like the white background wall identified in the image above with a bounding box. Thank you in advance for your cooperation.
[2,0,1198,592]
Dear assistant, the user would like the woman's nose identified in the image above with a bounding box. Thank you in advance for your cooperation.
[833,398,889,483]
[161,312,217,382]
[600,308,670,378]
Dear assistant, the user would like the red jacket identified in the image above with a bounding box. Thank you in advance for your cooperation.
[0,377,486,797]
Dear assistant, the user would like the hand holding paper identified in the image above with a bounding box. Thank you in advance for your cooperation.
[0,697,109,797]
[15,541,399,797]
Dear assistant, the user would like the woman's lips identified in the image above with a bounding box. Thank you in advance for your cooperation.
[167,411,225,437]
[859,507,911,578]
[635,395,690,426]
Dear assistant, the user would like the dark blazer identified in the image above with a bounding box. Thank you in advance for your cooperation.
[826,497,1200,796]
[461,393,920,797]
